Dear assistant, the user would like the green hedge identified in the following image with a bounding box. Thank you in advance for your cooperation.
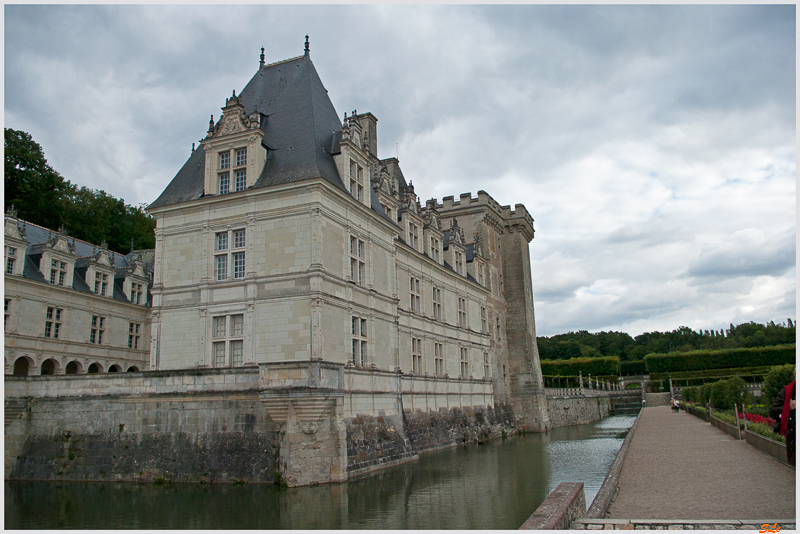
[644,345,796,373]
[540,356,620,377]
[620,360,646,375]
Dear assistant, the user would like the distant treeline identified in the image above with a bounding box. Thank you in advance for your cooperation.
[537,320,796,363]
[4,128,155,254]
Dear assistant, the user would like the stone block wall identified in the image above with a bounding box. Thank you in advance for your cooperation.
[546,396,611,429]
[8,392,279,484]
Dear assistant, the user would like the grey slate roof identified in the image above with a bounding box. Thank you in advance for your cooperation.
[149,52,351,210]
[12,220,153,306]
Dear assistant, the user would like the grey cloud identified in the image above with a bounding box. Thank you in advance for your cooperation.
[685,229,795,280]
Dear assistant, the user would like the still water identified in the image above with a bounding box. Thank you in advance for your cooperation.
[5,414,635,529]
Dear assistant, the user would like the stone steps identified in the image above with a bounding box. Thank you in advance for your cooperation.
[4,398,30,428]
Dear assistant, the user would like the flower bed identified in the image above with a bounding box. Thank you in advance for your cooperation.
[737,412,775,427]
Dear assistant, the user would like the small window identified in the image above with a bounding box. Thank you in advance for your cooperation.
[412,337,423,374]
[213,316,226,338]
[219,152,230,169]
[410,277,421,314]
[234,170,246,192]
[45,307,63,338]
[128,322,141,349]
[351,315,368,367]
[94,272,108,296]
[350,236,365,286]
[216,232,228,251]
[216,255,228,281]
[460,347,469,378]
[4,298,11,331]
[233,252,246,279]
[432,287,442,321]
[458,297,467,328]
[6,247,16,275]
[235,148,247,167]
[90,315,105,344]
[434,342,444,376]
[233,230,245,249]
[219,173,230,195]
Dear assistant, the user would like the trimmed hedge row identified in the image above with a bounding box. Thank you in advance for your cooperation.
[620,360,646,375]
[643,344,795,373]
[540,356,620,377]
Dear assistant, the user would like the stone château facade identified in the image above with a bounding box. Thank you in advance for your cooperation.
[5,40,551,486]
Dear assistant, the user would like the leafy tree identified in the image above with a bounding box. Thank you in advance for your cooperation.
[761,364,795,410]
[4,128,72,230]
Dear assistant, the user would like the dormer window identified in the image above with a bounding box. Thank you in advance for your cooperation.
[218,148,247,195]
[50,259,67,286]
[94,272,108,296]
[349,161,363,202]
[6,247,16,275]
[130,282,143,305]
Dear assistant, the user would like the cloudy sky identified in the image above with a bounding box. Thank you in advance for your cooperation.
[5,5,796,338]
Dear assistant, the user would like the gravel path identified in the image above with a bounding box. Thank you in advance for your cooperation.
[606,406,795,520]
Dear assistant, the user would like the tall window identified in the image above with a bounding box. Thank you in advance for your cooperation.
[410,276,421,314]
[412,337,423,374]
[128,322,141,349]
[215,229,246,281]
[6,247,16,275]
[434,342,444,376]
[90,315,105,344]
[455,250,463,275]
[432,287,442,321]
[478,264,485,286]
[350,236,365,286]
[409,222,419,251]
[219,147,246,195]
[460,347,469,378]
[4,299,10,331]
[234,170,246,192]
[219,172,230,195]
[496,317,501,339]
[481,307,487,333]
[351,316,368,367]
[212,314,244,367]
[45,307,62,338]
[484,352,490,379]
[458,297,467,328]
[350,161,363,202]
[430,237,439,262]
[50,260,67,286]
[94,272,108,296]
[130,282,143,305]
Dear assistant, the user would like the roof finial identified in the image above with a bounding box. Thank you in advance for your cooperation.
[260,47,265,68]
[304,35,310,55]
[208,115,214,133]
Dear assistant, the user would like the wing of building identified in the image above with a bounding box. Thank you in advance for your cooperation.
[4,210,152,375]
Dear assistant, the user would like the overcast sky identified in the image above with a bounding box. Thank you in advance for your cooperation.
[5,5,796,338]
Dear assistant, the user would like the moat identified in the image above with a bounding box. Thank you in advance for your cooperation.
[5,414,635,529]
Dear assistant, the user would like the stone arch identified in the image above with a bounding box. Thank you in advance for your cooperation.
[126,366,140,373]
[40,358,59,376]
[13,356,34,377]
[87,362,103,374]
[108,364,121,373]
[65,361,83,375]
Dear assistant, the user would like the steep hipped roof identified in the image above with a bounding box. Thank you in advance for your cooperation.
[149,50,347,210]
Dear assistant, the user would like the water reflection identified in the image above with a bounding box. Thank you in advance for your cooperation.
[5,414,635,529]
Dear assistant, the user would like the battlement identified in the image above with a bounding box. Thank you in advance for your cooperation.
[431,191,533,226]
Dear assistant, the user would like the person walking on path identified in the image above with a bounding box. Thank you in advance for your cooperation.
[770,379,796,467]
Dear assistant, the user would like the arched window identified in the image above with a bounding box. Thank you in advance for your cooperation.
[87,363,102,374]
[40,359,57,375]
[65,361,81,375]
[108,365,121,373]
[13,357,29,377]
[126,366,139,373]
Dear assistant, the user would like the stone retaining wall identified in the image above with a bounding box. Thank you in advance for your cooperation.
[546,396,611,428]
[519,481,586,530]
[7,392,279,483]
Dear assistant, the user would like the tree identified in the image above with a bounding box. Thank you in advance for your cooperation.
[4,128,72,230]
[762,364,795,409]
